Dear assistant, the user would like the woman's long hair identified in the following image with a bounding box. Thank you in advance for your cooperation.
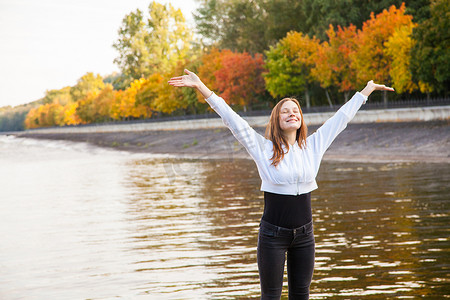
[265,98,308,167]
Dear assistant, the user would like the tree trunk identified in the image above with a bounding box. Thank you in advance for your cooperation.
[325,89,333,107]
[383,90,388,108]
[344,91,350,103]
[305,89,311,109]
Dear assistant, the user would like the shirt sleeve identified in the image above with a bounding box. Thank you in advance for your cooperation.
[307,92,367,159]
[205,93,267,160]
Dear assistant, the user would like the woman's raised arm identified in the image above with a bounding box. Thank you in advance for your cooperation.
[307,80,395,174]
[168,69,213,99]
[360,80,395,97]
[168,69,267,161]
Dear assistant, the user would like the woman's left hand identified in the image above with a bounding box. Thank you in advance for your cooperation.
[360,80,395,97]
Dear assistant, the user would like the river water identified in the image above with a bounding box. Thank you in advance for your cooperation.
[0,135,448,299]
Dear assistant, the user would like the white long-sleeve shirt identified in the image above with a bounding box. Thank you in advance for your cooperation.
[205,92,368,195]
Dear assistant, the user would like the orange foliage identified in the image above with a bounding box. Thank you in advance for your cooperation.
[197,48,232,102]
[198,48,265,108]
[352,3,413,86]
[214,51,266,107]
[312,24,359,93]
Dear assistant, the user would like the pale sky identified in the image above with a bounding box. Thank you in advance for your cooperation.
[0,0,199,108]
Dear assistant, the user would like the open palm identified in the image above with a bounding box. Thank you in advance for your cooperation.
[168,69,201,88]
[360,80,395,97]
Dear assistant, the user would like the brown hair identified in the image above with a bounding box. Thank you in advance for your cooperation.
[265,98,308,167]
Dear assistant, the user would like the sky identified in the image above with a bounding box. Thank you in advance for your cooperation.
[0,0,199,108]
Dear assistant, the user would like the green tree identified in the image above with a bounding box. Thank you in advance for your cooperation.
[194,0,428,52]
[410,0,449,95]
[264,31,320,108]
[0,108,28,131]
[42,86,73,105]
[113,1,192,85]
[194,0,306,53]
[405,0,431,24]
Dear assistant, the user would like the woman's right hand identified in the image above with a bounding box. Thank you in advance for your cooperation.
[168,69,202,89]
[168,69,213,99]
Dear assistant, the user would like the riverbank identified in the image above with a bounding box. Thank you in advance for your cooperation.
[14,120,450,163]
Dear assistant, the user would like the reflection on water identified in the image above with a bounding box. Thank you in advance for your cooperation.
[0,136,448,299]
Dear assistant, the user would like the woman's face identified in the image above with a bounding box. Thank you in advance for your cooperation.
[279,100,302,133]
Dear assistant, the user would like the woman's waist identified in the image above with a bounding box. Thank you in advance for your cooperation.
[260,179,318,195]
[262,191,312,229]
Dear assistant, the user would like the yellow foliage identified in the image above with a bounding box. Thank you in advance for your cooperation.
[111,78,149,119]
[352,3,413,85]
[148,73,178,113]
[24,107,39,129]
[384,23,417,93]
[63,102,82,125]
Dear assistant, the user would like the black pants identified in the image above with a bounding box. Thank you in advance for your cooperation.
[257,219,315,299]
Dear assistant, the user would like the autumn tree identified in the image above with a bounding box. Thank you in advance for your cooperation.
[351,3,413,103]
[384,22,418,94]
[24,108,39,129]
[214,51,266,110]
[264,31,320,108]
[111,78,149,120]
[70,72,105,102]
[42,86,73,105]
[25,102,65,128]
[146,73,185,114]
[63,102,82,126]
[197,48,230,101]
[113,1,192,86]
[76,85,116,123]
[172,60,209,115]
[311,24,359,103]
[197,48,266,110]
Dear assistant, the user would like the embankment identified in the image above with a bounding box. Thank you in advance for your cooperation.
[10,106,450,163]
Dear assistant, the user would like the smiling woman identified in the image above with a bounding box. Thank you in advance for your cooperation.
[169,69,394,299]
[266,97,307,167]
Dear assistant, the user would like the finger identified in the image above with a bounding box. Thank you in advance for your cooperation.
[169,82,186,87]
[169,76,184,80]
[184,69,191,75]
[377,84,394,91]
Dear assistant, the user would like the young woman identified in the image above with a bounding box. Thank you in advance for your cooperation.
[168,69,394,299]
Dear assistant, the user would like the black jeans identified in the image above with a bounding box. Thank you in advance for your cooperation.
[257,219,315,300]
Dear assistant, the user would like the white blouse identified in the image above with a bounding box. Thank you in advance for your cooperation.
[205,92,368,195]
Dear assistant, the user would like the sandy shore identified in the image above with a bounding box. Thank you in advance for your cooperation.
[14,120,450,164]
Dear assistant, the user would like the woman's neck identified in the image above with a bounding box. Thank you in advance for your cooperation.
[283,131,297,146]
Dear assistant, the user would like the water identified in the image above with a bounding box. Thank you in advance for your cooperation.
[0,135,448,299]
